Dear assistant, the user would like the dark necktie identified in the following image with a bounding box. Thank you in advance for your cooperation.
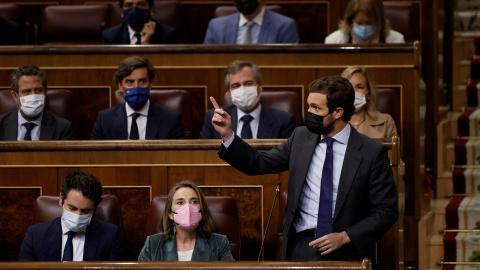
[62,231,76,261]
[129,113,140,140]
[317,137,334,238]
[23,122,36,141]
[240,115,253,139]
[134,32,142,44]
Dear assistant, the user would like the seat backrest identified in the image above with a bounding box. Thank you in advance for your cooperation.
[41,5,109,45]
[214,5,284,18]
[0,4,20,22]
[0,89,75,126]
[376,87,401,134]
[221,90,302,126]
[109,1,180,28]
[145,195,241,260]
[114,89,193,138]
[383,2,420,42]
[32,195,123,231]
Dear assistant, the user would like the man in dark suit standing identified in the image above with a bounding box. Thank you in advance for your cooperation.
[209,76,398,262]
[102,0,178,44]
[19,171,124,261]
[91,56,185,140]
[0,66,73,140]
[200,60,295,139]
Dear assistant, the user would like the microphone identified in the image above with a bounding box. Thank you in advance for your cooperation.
[257,180,282,261]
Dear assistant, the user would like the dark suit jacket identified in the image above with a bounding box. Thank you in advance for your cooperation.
[19,217,124,261]
[0,110,73,140]
[0,16,23,45]
[91,102,185,139]
[204,9,298,44]
[199,104,295,139]
[138,233,234,261]
[102,20,178,44]
[219,125,398,261]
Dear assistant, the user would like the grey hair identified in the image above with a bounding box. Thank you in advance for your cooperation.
[224,60,262,89]
[11,66,47,94]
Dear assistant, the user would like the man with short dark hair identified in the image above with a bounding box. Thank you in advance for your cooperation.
[19,171,124,261]
[200,60,295,139]
[210,76,398,262]
[0,66,73,140]
[91,56,185,139]
[204,0,298,44]
[102,0,178,44]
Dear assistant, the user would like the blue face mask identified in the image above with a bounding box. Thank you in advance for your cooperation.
[353,23,374,40]
[61,206,92,232]
[124,87,149,110]
[123,6,151,29]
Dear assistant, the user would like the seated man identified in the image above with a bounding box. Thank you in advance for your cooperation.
[91,56,185,140]
[0,66,73,140]
[19,171,124,261]
[200,60,295,139]
[102,0,178,44]
[0,16,23,45]
[204,0,298,44]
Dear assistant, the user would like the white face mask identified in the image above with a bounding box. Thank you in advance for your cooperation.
[18,94,45,118]
[354,91,367,111]
[61,205,93,232]
[230,85,260,111]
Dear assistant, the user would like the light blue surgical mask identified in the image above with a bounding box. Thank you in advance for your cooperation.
[61,206,93,232]
[353,23,374,40]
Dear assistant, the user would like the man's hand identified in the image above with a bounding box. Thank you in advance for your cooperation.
[210,96,233,141]
[308,231,351,255]
[140,21,156,44]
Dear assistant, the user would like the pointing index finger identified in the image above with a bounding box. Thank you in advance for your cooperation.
[210,96,220,110]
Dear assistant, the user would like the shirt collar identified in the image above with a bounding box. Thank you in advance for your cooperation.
[237,104,261,121]
[125,99,150,117]
[238,6,265,27]
[321,123,351,145]
[17,110,43,126]
[127,25,139,41]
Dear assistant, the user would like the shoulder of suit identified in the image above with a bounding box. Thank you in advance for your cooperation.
[264,8,295,23]
[43,110,71,125]
[153,20,176,32]
[262,105,293,117]
[149,102,180,117]
[102,23,124,35]
[0,109,17,121]
[209,12,239,25]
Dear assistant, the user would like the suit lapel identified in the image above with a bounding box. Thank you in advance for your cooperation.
[121,23,131,44]
[47,218,63,261]
[226,14,240,43]
[230,108,238,134]
[4,111,18,140]
[115,104,128,139]
[292,131,320,209]
[83,218,100,261]
[258,9,272,43]
[164,235,178,261]
[146,103,161,139]
[333,127,363,222]
[257,106,273,138]
[191,236,212,261]
[40,111,55,140]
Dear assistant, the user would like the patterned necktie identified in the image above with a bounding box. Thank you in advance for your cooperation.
[23,122,36,141]
[240,115,253,139]
[62,231,76,261]
[242,21,254,44]
[317,137,334,238]
[129,113,140,140]
[134,32,141,44]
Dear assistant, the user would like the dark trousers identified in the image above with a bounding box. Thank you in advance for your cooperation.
[285,228,324,261]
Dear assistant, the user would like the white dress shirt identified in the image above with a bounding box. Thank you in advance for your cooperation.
[236,105,261,139]
[294,124,351,232]
[17,110,43,141]
[61,219,86,261]
[236,7,265,44]
[125,99,149,140]
[127,26,141,45]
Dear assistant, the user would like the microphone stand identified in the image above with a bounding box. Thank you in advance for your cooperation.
[257,181,282,261]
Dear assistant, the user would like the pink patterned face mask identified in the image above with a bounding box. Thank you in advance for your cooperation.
[172,204,202,230]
